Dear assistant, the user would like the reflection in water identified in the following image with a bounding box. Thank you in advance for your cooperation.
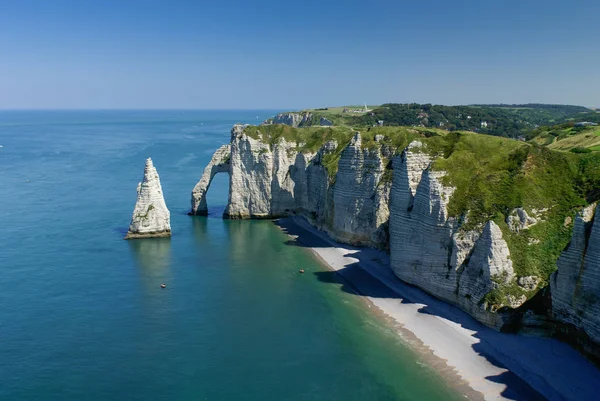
[190,214,228,258]
[191,216,209,243]
[225,219,279,266]
[128,237,172,272]
[127,238,173,323]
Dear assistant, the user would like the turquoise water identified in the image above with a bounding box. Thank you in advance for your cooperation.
[0,111,462,401]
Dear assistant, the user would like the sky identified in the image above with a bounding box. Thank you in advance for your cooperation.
[0,0,599,109]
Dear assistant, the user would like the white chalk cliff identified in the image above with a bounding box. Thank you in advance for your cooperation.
[125,158,171,239]
[261,112,312,127]
[190,144,231,216]
[190,124,600,356]
[260,112,334,127]
[388,142,520,328]
[551,203,600,351]
[191,125,391,246]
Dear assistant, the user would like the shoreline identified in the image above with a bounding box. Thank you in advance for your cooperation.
[276,216,600,401]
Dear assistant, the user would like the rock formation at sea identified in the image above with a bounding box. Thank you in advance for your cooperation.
[125,158,171,239]
[190,123,600,361]
[190,144,231,216]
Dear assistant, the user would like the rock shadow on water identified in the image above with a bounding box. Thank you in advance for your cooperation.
[190,213,209,242]
[274,217,597,401]
[114,226,130,237]
[207,204,228,218]
[127,237,173,319]
[224,218,279,265]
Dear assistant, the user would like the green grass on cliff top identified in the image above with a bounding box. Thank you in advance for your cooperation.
[243,124,354,152]
[243,125,442,177]
[423,131,600,296]
[429,131,594,281]
[244,124,444,152]
[530,124,600,150]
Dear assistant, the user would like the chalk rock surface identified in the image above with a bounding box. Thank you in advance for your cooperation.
[388,141,522,328]
[190,144,231,215]
[551,203,600,345]
[262,112,312,127]
[125,158,171,239]
[191,125,391,247]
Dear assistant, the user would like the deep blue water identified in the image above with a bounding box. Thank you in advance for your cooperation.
[0,110,462,400]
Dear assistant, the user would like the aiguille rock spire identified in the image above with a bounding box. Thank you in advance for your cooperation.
[125,158,171,239]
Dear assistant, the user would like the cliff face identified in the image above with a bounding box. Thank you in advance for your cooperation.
[126,158,171,239]
[190,144,230,216]
[262,112,312,128]
[191,125,391,247]
[389,142,520,328]
[329,133,390,245]
[551,204,600,349]
[225,130,275,218]
[190,124,600,347]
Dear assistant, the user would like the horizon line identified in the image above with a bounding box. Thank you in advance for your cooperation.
[0,103,597,111]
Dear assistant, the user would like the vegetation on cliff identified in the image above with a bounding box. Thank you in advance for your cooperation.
[428,132,589,283]
[290,103,595,139]
[529,122,600,151]
[244,124,353,151]
[360,103,591,138]
[243,124,440,178]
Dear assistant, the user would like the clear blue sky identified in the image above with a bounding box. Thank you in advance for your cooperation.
[1,0,598,109]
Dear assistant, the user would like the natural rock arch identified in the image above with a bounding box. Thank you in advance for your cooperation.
[189,144,231,216]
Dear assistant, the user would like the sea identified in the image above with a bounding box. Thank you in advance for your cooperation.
[0,110,463,401]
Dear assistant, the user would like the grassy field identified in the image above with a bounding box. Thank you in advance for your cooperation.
[530,124,600,151]
[302,105,379,114]
[287,105,380,128]
[548,127,600,151]
[432,132,586,283]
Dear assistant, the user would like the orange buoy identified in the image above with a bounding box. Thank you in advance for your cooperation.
[299,269,305,274]
[160,283,166,288]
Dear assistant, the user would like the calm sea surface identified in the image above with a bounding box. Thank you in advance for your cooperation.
[0,111,462,400]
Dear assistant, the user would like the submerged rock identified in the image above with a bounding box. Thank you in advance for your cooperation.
[125,158,171,239]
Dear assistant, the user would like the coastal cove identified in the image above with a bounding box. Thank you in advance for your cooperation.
[1,111,464,401]
[276,217,600,400]
[186,110,600,400]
